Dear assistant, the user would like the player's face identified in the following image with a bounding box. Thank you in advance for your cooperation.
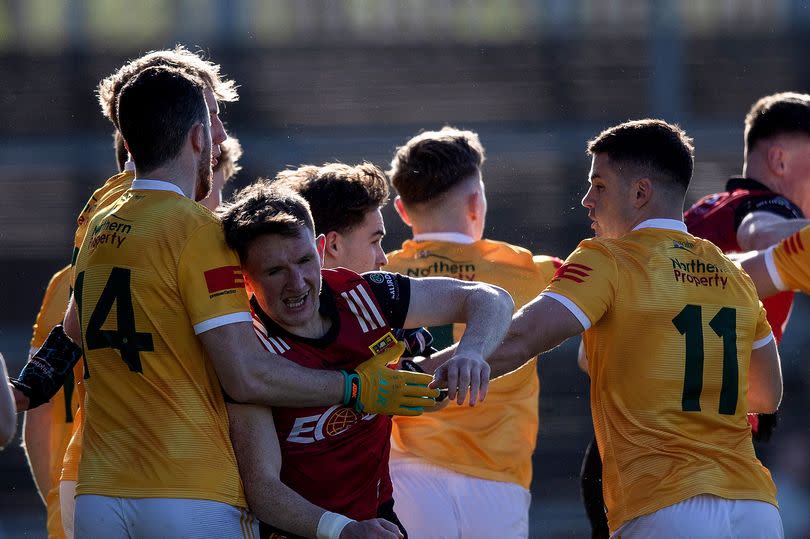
[329,209,388,273]
[243,228,323,335]
[195,88,226,202]
[784,135,810,215]
[582,153,635,239]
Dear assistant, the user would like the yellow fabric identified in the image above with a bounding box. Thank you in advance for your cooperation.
[30,265,81,539]
[772,226,810,291]
[72,186,249,506]
[544,227,776,532]
[385,239,560,488]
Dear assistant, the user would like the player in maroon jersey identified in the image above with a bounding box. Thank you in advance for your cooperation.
[217,183,514,539]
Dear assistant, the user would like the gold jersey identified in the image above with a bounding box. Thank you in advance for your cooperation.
[385,238,561,488]
[543,220,776,531]
[767,225,810,292]
[29,265,82,539]
[72,179,251,505]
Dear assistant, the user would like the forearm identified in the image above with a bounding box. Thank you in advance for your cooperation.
[22,404,52,503]
[0,357,18,448]
[741,218,810,251]
[454,287,514,361]
[235,356,344,408]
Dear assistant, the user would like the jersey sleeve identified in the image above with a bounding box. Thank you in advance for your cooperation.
[177,221,252,334]
[735,194,804,230]
[541,240,618,330]
[362,271,411,329]
[532,254,564,288]
[30,266,72,354]
[752,301,774,349]
[767,226,810,292]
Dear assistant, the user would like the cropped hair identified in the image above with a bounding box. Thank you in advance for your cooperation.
[745,92,810,152]
[117,66,208,173]
[214,136,244,183]
[273,162,389,235]
[218,182,315,261]
[587,119,694,192]
[98,45,238,130]
[389,126,485,206]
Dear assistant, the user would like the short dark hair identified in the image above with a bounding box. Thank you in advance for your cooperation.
[389,126,485,206]
[98,45,238,131]
[113,130,128,172]
[214,136,244,183]
[273,162,389,235]
[117,66,208,173]
[218,182,315,261]
[745,92,810,152]
[587,119,694,192]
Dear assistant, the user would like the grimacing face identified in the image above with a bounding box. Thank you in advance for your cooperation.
[581,153,636,239]
[243,228,324,336]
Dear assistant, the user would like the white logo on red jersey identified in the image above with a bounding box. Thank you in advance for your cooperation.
[287,404,376,444]
[341,285,386,333]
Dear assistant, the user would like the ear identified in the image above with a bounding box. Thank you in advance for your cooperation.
[767,145,787,177]
[633,177,653,208]
[467,190,482,220]
[190,122,205,154]
[315,234,326,264]
[393,197,413,227]
[242,270,255,297]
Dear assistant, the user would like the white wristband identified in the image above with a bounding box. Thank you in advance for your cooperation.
[317,511,355,539]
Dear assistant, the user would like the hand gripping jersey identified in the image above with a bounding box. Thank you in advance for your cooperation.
[684,177,803,343]
[384,239,562,489]
[29,265,82,539]
[765,225,810,292]
[251,268,411,520]
[544,221,777,532]
[62,170,135,484]
[72,180,251,505]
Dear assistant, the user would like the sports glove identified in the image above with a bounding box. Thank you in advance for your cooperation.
[10,325,82,410]
[751,412,778,443]
[392,327,436,357]
[341,342,438,416]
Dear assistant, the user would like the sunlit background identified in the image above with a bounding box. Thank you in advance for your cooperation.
[1,1,809,537]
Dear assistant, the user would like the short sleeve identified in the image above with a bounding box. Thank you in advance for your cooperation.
[769,227,810,292]
[177,221,251,334]
[362,271,411,329]
[541,240,618,330]
[752,301,774,349]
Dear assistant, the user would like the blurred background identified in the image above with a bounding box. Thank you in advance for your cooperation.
[1,0,809,537]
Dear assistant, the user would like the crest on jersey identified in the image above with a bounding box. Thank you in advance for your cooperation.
[204,266,244,297]
[552,262,592,284]
[369,331,398,355]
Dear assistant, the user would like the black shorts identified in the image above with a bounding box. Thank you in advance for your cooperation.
[259,499,407,539]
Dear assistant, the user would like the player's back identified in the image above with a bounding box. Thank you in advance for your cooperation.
[72,182,246,506]
[580,227,777,530]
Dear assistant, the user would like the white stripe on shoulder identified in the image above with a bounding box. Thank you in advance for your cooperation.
[342,291,370,333]
[356,285,386,327]
[542,292,592,330]
[349,288,380,330]
[763,246,787,292]
[752,332,774,350]
[193,311,252,334]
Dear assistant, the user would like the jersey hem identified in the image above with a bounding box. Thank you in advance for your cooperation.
[764,246,787,291]
[752,332,774,349]
[194,311,252,334]
[542,291,591,330]
[390,450,532,489]
[74,487,247,509]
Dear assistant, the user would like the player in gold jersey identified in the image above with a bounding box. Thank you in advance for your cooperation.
[376,127,562,539]
[741,224,810,300]
[70,65,436,538]
[433,120,784,538]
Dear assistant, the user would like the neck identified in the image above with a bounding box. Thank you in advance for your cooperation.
[743,154,781,193]
[628,202,685,231]
[408,212,478,239]
[137,161,195,199]
[280,311,331,340]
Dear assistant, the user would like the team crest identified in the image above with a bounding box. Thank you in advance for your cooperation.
[369,331,398,355]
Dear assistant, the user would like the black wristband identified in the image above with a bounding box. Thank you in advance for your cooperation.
[12,325,82,410]
[340,369,361,411]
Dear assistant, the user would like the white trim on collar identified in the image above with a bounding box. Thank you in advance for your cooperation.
[131,179,187,198]
[412,232,476,244]
[632,219,688,233]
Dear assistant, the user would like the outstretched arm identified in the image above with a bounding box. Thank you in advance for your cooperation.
[737,212,810,251]
[0,354,18,449]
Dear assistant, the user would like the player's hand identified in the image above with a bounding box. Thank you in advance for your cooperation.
[430,351,490,406]
[342,342,439,416]
[340,519,403,539]
[10,325,82,410]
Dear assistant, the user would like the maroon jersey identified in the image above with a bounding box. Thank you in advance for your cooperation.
[252,268,411,520]
[684,177,803,343]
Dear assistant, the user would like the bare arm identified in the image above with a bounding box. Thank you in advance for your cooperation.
[199,323,343,407]
[0,354,18,449]
[737,212,810,251]
[740,251,783,299]
[405,277,514,406]
[747,339,782,414]
[22,401,52,503]
[227,403,401,539]
[577,339,589,374]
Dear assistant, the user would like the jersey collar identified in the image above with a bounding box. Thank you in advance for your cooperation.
[412,232,476,244]
[632,218,688,233]
[131,179,187,198]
